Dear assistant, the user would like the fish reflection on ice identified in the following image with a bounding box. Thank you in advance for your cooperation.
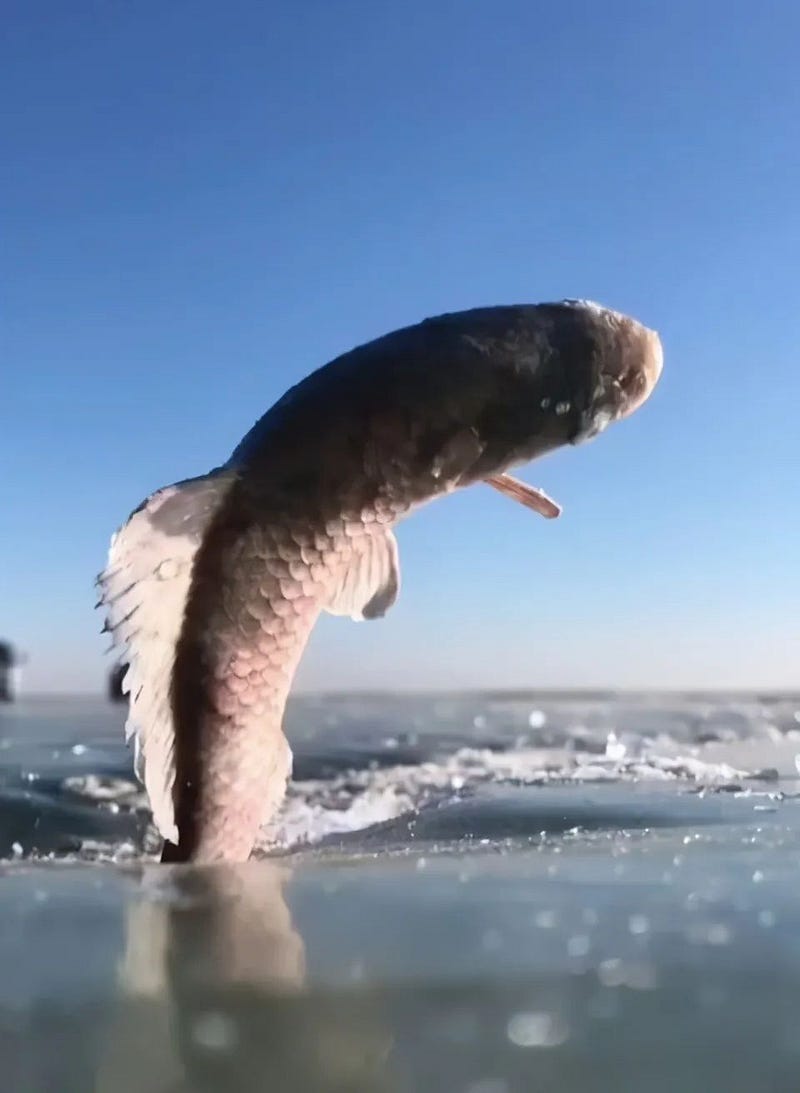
[94,864,394,1093]
[117,865,306,996]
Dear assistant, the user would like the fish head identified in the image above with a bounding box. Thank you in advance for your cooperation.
[480,299,664,477]
[475,300,663,517]
[557,299,663,445]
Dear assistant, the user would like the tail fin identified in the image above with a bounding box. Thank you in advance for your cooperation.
[97,468,235,842]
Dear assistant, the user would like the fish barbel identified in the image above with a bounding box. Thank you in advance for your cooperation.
[99,299,663,862]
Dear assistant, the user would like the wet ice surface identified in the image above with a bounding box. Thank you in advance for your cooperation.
[3,693,799,861]
[2,693,800,1091]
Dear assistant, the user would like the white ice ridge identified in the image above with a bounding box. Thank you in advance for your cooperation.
[60,743,752,859]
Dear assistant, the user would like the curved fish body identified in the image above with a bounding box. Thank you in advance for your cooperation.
[99,300,663,863]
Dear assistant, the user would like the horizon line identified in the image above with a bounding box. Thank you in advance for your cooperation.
[10,686,800,703]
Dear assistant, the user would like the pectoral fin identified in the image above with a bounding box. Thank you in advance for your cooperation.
[484,473,562,519]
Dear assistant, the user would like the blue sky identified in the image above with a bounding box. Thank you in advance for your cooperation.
[2,1,798,693]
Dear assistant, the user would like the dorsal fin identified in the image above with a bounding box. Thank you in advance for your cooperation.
[97,469,235,841]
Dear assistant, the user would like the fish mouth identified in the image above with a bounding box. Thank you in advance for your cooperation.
[570,323,663,445]
[618,325,663,418]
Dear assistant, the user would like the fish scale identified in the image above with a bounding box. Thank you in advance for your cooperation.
[168,513,384,862]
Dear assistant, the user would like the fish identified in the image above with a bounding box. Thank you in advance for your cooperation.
[98,299,663,863]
